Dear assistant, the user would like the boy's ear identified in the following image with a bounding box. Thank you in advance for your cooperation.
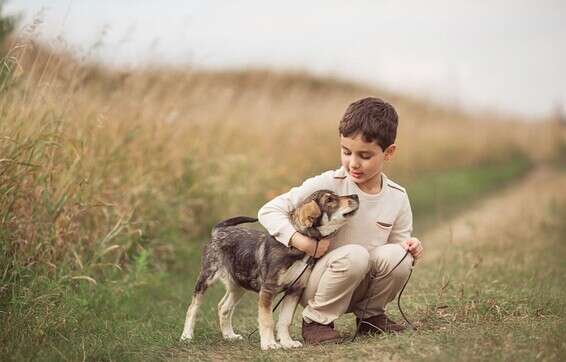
[384,144,397,161]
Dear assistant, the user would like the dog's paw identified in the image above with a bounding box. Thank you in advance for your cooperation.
[280,339,302,348]
[261,341,281,350]
[223,333,243,341]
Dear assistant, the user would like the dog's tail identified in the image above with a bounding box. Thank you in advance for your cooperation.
[213,216,258,230]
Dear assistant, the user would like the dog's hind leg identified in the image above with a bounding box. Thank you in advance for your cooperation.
[276,292,302,348]
[180,269,218,341]
[218,278,245,340]
[258,287,281,350]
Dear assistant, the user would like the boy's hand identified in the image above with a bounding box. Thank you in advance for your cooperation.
[290,232,330,258]
[401,237,423,261]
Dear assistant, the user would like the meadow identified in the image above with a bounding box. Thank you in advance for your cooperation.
[1,38,565,361]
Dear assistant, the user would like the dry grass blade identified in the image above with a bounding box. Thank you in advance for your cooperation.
[70,275,97,285]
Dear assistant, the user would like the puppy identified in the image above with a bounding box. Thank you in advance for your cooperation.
[180,190,359,350]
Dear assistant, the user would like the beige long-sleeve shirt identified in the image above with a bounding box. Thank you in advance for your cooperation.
[257,167,413,253]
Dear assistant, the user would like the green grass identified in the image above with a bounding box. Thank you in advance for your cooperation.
[407,155,531,232]
[5,158,561,362]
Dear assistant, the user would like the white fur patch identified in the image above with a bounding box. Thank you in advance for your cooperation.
[317,203,357,236]
[318,216,347,236]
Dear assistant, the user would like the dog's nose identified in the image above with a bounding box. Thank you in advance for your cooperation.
[351,194,359,201]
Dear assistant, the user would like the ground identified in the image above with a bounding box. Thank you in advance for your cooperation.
[173,166,566,361]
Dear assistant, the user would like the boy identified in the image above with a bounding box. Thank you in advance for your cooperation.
[258,97,424,345]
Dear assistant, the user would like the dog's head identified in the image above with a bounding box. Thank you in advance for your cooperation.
[290,190,359,239]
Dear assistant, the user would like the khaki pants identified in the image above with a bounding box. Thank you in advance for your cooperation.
[301,243,414,325]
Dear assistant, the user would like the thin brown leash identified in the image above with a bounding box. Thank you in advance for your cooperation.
[246,243,416,345]
[349,249,416,342]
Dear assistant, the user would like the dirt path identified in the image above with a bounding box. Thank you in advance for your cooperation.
[420,165,566,265]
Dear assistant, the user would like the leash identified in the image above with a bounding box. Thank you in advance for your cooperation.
[247,241,320,344]
[247,243,416,344]
[350,249,416,342]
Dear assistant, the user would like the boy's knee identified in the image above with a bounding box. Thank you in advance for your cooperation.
[372,244,413,279]
[329,244,370,279]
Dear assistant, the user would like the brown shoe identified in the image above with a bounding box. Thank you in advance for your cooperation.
[356,314,407,335]
[302,319,341,345]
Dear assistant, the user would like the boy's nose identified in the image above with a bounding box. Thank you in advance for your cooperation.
[350,160,360,169]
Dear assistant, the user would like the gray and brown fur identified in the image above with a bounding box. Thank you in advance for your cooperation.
[180,190,359,350]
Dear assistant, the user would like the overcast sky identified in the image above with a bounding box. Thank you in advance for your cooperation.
[6,0,566,119]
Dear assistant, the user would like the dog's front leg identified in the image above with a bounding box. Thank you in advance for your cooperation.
[276,292,302,348]
[258,288,280,350]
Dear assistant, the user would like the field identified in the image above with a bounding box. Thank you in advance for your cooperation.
[1,38,565,361]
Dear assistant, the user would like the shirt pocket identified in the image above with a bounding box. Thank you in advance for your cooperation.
[371,221,393,247]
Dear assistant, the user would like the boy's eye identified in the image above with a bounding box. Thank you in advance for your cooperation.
[360,154,372,160]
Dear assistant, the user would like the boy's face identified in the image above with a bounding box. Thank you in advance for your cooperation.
[340,134,396,192]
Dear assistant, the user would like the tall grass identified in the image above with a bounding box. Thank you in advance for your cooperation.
[1,35,565,360]
[1,37,564,293]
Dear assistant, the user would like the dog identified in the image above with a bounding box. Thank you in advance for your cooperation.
[180,190,359,350]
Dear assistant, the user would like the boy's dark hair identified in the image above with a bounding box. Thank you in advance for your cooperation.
[339,97,398,151]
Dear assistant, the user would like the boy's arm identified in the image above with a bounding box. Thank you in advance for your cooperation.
[387,194,413,245]
[389,194,424,260]
[258,170,335,247]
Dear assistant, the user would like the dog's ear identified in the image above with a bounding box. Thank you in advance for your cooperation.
[296,200,321,229]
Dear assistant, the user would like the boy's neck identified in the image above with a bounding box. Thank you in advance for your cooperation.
[356,173,383,194]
